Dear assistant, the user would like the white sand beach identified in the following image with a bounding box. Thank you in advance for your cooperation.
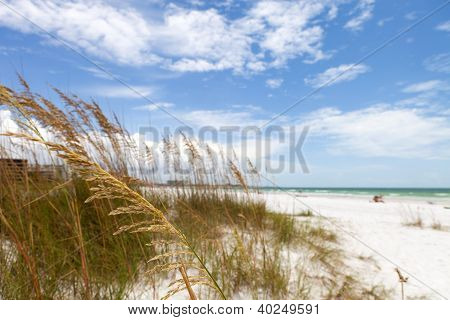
[260,191,450,299]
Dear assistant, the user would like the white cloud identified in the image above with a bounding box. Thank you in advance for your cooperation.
[436,20,450,32]
[158,6,255,73]
[303,106,450,158]
[0,0,161,65]
[0,109,19,132]
[0,0,340,73]
[327,4,338,20]
[344,0,375,31]
[304,63,370,88]
[402,80,448,93]
[164,1,333,72]
[244,0,331,67]
[266,78,283,89]
[424,53,450,73]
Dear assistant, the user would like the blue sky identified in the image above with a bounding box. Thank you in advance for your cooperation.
[0,0,449,187]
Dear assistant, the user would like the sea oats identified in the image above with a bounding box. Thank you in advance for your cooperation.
[0,81,227,300]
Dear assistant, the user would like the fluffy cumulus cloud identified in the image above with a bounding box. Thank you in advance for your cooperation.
[304,63,370,88]
[0,0,353,73]
[0,0,161,65]
[344,0,375,31]
[242,0,331,67]
[147,0,335,72]
[156,6,256,72]
[302,105,450,158]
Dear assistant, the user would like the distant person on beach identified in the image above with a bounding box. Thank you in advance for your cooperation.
[372,195,384,203]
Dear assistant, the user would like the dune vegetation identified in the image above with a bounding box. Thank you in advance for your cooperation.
[0,78,387,299]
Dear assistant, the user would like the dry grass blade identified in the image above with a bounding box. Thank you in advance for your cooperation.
[178,263,198,300]
[161,281,210,300]
[229,161,249,194]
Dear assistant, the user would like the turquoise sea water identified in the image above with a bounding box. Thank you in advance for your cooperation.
[260,187,450,199]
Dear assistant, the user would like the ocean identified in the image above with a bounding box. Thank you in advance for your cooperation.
[260,187,450,199]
